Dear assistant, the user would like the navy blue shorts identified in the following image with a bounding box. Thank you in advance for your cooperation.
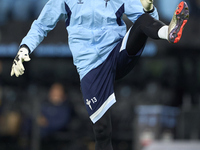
[80,37,144,123]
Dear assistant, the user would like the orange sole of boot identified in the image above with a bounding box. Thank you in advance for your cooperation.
[176,1,184,15]
[169,1,189,43]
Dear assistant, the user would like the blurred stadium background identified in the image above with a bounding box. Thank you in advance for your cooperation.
[0,0,200,150]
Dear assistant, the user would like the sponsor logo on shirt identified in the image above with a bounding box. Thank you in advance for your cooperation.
[77,0,84,4]
[105,0,110,7]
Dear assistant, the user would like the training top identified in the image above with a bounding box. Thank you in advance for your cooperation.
[20,0,158,80]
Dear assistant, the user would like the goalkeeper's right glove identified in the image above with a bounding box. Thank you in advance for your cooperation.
[11,46,31,77]
[140,0,154,12]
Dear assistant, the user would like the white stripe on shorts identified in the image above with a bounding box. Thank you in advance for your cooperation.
[90,93,116,123]
[119,26,132,52]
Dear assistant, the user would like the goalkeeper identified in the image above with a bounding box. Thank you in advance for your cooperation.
[11,0,189,149]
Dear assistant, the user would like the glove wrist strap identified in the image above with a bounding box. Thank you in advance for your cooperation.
[20,44,31,54]
[143,6,155,13]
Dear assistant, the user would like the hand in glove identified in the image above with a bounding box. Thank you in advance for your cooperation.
[11,47,31,77]
[140,0,154,12]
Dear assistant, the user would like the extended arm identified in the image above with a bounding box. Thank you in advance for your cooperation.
[125,0,159,23]
[11,0,67,77]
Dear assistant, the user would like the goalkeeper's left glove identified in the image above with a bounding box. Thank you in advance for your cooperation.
[140,0,154,12]
[11,46,31,77]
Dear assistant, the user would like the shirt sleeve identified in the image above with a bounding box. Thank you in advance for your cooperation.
[20,0,67,53]
[124,0,159,24]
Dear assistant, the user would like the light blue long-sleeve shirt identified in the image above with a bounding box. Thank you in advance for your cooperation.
[20,0,158,80]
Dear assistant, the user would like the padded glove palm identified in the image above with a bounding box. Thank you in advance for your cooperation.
[11,47,31,77]
[140,0,154,12]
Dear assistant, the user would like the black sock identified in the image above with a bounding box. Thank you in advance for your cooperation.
[92,110,113,150]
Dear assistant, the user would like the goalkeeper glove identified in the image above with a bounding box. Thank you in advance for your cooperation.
[140,0,154,12]
[11,47,31,77]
